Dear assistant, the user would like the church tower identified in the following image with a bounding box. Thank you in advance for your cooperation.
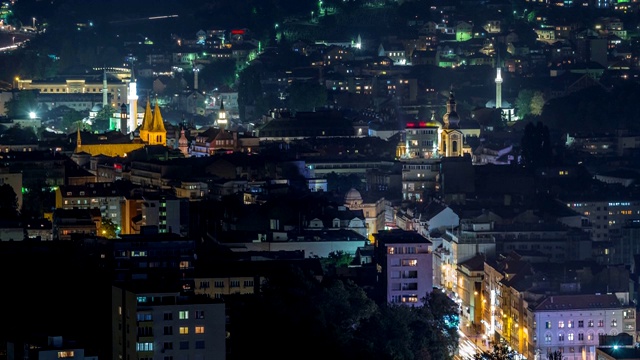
[139,97,166,145]
[442,90,460,129]
[439,90,464,157]
[148,100,167,145]
[178,128,189,157]
[216,99,228,131]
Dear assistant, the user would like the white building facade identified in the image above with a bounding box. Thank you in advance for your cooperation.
[532,294,635,360]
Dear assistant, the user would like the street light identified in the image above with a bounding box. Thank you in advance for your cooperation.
[32,17,35,28]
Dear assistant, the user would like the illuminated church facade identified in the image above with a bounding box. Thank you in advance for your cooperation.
[74,97,167,157]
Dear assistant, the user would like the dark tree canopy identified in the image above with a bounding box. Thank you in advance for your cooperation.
[226,265,459,360]
[0,184,19,220]
[520,121,553,171]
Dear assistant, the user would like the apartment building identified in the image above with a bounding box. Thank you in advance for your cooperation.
[55,182,134,232]
[194,258,323,300]
[112,284,225,360]
[374,229,433,306]
[532,294,635,360]
[112,231,196,287]
[561,196,640,242]
[400,158,440,201]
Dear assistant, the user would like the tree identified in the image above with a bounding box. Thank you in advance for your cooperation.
[92,105,115,132]
[0,124,38,143]
[4,90,40,119]
[286,81,328,114]
[60,108,84,132]
[226,264,458,360]
[321,250,354,275]
[197,59,237,89]
[514,89,534,119]
[520,121,553,170]
[473,341,518,360]
[0,184,19,220]
[99,217,118,239]
[530,91,545,116]
[237,65,264,121]
[21,179,55,218]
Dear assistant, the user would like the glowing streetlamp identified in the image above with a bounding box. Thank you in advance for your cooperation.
[32,17,35,28]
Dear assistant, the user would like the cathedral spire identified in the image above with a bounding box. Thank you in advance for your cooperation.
[75,128,82,153]
[151,97,166,133]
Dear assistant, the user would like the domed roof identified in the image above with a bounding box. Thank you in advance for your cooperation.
[485,99,512,109]
[344,188,363,204]
[91,104,103,112]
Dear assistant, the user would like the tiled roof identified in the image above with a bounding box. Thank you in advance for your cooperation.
[535,293,622,311]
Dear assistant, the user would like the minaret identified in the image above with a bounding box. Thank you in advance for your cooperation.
[102,69,108,107]
[193,61,200,91]
[127,66,138,133]
[217,99,227,131]
[495,67,503,109]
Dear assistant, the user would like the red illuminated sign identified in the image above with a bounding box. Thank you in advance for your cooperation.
[231,29,245,35]
[406,122,432,128]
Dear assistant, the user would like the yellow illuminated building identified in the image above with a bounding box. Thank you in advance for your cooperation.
[74,98,167,157]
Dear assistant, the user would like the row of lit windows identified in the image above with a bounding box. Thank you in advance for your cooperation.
[403,165,434,170]
[389,258,418,267]
[543,332,593,343]
[390,295,419,303]
[136,310,205,321]
[39,87,116,93]
[199,280,254,288]
[140,334,208,349]
[177,326,205,334]
[388,246,417,254]
[543,319,614,329]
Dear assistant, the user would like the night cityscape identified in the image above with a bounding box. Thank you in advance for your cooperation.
[2,0,640,359]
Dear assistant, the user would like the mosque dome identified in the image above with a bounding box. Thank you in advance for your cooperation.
[485,99,512,109]
[344,188,363,205]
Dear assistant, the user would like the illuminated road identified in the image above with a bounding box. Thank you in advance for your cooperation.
[457,329,486,360]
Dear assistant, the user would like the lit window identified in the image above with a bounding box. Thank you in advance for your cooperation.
[195,326,204,334]
[58,351,75,358]
[179,327,189,335]
[179,311,188,320]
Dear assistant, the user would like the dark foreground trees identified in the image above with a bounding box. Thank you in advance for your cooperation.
[226,265,459,360]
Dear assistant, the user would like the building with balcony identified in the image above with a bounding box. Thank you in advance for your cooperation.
[374,229,433,306]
